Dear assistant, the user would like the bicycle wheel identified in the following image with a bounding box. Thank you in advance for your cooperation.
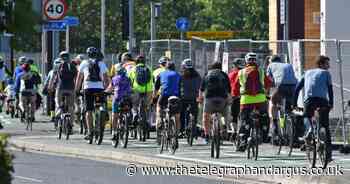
[247,125,254,160]
[318,127,329,169]
[58,119,63,140]
[96,111,105,145]
[306,133,317,168]
[286,115,295,157]
[65,117,72,140]
[169,117,178,155]
[211,114,220,159]
[187,114,195,146]
[254,124,259,161]
[121,114,130,148]
[160,128,166,154]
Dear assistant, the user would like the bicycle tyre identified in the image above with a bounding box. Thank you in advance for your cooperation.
[187,114,195,146]
[306,134,317,168]
[169,117,177,155]
[254,125,259,161]
[58,119,62,140]
[286,116,295,157]
[66,118,72,140]
[160,129,166,154]
[97,112,105,145]
[318,127,329,169]
[122,114,130,148]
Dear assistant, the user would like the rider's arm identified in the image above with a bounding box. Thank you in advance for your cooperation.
[75,71,83,92]
[14,75,20,94]
[327,72,334,108]
[293,77,304,106]
[153,75,161,97]
[103,73,110,89]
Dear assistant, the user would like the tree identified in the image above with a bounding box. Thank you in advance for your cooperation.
[0,134,14,184]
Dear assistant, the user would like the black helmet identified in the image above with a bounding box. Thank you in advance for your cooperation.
[97,51,104,60]
[27,58,34,65]
[86,47,98,59]
[59,51,70,61]
[136,54,145,64]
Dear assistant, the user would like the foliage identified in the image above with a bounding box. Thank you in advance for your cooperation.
[0,134,14,184]
[8,0,269,52]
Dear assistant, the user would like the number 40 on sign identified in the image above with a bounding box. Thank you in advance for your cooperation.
[44,0,68,20]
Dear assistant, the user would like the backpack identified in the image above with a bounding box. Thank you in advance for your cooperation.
[21,72,35,91]
[59,62,76,81]
[206,69,225,94]
[87,59,101,82]
[242,67,264,96]
[135,65,151,85]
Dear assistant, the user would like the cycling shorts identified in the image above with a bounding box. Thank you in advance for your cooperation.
[203,97,227,114]
[84,88,105,111]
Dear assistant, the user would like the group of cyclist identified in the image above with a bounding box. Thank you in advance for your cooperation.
[0,48,334,164]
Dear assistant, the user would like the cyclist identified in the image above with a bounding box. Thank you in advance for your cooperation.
[198,62,231,144]
[14,56,27,118]
[72,54,85,66]
[128,54,153,119]
[75,47,109,140]
[153,61,182,140]
[50,51,77,130]
[228,58,246,133]
[293,55,333,162]
[232,52,272,151]
[266,55,297,142]
[105,64,132,142]
[72,54,85,124]
[14,63,40,122]
[180,59,201,135]
[27,58,40,75]
[0,58,9,112]
[153,56,169,80]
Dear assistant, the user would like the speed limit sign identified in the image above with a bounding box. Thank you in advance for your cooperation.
[44,0,68,20]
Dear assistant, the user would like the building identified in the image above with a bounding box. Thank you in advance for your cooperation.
[269,0,350,68]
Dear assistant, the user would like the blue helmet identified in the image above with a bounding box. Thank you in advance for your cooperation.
[86,47,98,59]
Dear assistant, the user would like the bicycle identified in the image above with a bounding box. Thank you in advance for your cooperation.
[210,112,221,159]
[5,98,15,118]
[21,92,34,131]
[295,107,331,169]
[112,97,133,148]
[184,101,197,146]
[76,94,87,135]
[246,109,261,160]
[87,92,109,145]
[159,96,180,155]
[136,93,149,142]
[57,92,73,140]
[272,98,295,156]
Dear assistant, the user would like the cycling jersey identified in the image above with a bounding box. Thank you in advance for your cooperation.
[111,74,132,102]
[267,62,297,87]
[155,70,181,97]
[181,69,201,101]
[79,59,108,90]
[128,63,153,93]
[153,66,166,79]
[228,68,240,97]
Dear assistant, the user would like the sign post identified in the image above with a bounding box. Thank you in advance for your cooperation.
[176,17,189,61]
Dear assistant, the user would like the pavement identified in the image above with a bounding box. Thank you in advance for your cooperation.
[1,111,350,184]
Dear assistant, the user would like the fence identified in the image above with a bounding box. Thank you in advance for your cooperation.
[140,39,190,71]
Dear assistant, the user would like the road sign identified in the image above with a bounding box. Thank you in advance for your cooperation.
[43,20,67,31]
[44,0,68,20]
[176,17,189,32]
[64,16,79,26]
[186,31,234,39]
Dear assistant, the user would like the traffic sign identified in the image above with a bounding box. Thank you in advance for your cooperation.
[176,17,189,32]
[64,16,79,26]
[44,0,68,20]
[43,20,67,31]
[186,31,234,39]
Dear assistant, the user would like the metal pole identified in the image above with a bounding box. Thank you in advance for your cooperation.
[129,0,134,54]
[150,1,155,68]
[180,32,184,61]
[336,40,347,145]
[284,0,289,40]
[101,0,106,55]
[66,26,69,52]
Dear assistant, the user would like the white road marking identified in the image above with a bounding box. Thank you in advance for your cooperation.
[14,175,43,183]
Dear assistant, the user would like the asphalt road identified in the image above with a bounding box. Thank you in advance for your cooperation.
[12,151,235,184]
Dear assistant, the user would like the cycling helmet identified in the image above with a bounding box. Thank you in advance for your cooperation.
[158,56,170,64]
[6,78,14,85]
[136,54,146,64]
[59,51,70,61]
[115,63,127,76]
[26,58,34,65]
[121,52,132,62]
[270,55,282,63]
[97,51,104,60]
[181,58,193,69]
[245,52,257,64]
[232,58,245,69]
[18,56,27,64]
[86,47,98,59]
[73,54,85,65]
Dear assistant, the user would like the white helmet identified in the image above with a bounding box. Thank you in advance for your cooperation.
[18,56,27,64]
[245,52,257,64]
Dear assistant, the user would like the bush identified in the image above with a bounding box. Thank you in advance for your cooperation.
[0,134,14,184]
